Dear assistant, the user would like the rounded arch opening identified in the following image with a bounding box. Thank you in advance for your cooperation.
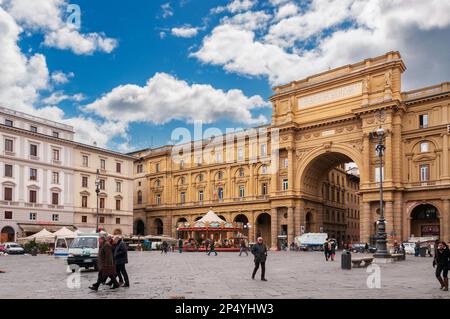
[256,213,271,246]
[134,219,145,236]
[1,226,15,242]
[410,204,440,238]
[153,218,164,235]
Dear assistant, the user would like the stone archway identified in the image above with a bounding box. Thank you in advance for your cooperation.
[153,218,164,235]
[135,220,145,236]
[409,204,440,238]
[256,212,271,246]
[1,226,15,242]
[234,214,250,237]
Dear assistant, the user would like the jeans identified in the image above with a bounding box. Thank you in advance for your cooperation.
[116,264,129,285]
[436,264,449,278]
[239,247,248,256]
[252,261,266,279]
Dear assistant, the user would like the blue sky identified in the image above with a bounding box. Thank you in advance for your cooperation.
[2,0,450,152]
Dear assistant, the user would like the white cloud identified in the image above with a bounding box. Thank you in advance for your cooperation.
[171,26,199,38]
[161,3,173,18]
[82,72,270,126]
[193,0,450,89]
[212,0,257,14]
[222,11,272,31]
[2,0,118,55]
[42,91,85,104]
[51,70,74,84]
[274,2,299,21]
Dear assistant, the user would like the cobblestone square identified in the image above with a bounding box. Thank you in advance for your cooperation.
[0,251,448,299]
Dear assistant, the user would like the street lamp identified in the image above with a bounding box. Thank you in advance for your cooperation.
[95,169,100,233]
[374,127,390,258]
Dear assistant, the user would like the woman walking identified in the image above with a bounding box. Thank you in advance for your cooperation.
[433,241,450,291]
[89,234,120,291]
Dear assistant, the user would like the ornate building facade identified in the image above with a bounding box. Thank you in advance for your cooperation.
[132,52,450,249]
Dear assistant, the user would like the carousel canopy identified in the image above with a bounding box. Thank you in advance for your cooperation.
[196,210,225,224]
[24,228,55,243]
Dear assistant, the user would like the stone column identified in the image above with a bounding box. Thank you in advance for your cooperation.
[287,147,294,192]
[297,200,306,235]
[442,134,449,181]
[442,199,450,242]
[271,208,278,250]
[385,131,393,183]
[287,207,294,244]
[360,202,371,243]
[249,210,255,242]
[385,201,394,247]
[393,192,403,242]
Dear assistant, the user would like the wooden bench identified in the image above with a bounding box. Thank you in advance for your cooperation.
[351,257,374,268]
[391,253,405,261]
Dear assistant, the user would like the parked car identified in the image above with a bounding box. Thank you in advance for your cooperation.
[1,242,25,254]
[351,243,377,253]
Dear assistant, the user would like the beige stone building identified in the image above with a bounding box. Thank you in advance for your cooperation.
[131,51,450,249]
[73,144,135,235]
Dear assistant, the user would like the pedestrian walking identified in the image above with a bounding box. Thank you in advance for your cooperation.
[433,241,450,291]
[251,237,268,281]
[208,240,218,256]
[323,239,330,261]
[89,234,120,291]
[330,240,336,261]
[161,241,168,254]
[178,238,183,253]
[414,241,420,257]
[239,239,248,256]
[112,235,130,287]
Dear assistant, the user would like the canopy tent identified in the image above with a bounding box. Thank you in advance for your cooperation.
[196,209,225,224]
[53,227,76,238]
[22,228,55,243]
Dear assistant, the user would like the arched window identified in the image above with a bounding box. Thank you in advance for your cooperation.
[198,174,204,182]
[217,171,223,180]
[155,179,160,187]
[239,168,244,177]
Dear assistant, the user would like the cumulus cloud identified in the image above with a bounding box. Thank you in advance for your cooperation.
[212,0,257,14]
[82,72,270,126]
[161,2,173,18]
[171,26,199,38]
[42,91,85,105]
[193,0,450,89]
[2,0,118,55]
[51,70,74,84]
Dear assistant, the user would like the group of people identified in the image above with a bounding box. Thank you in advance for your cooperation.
[89,234,130,291]
[323,239,337,261]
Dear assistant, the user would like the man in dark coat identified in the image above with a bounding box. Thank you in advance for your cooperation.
[113,235,129,287]
[207,240,218,256]
[433,241,450,291]
[251,237,268,281]
[89,234,120,291]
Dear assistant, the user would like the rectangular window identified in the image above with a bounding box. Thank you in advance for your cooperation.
[29,212,36,221]
[99,216,105,223]
[116,218,121,224]
[100,159,106,170]
[4,187,12,201]
[156,194,161,205]
[82,155,89,167]
[5,139,13,152]
[30,168,37,181]
[261,143,267,157]
[30,144,38,157]
[282,179,288,191]
[420,142,429,153]
[4,164,13,177]
[262,183,268,195]
[52,214,59,222]
[53,131,59,138]
[30,126,37,133]
[116,200,121,211]
[52,172,59,184]
[179,160,184,169]
[81,215,87,223]
[215,152,222,163]
[116,162,121,173]
[100,197,105,209]
[199,190,204,202]
[52,149,60,161]
[5,119,13,127]
[238,148,244,161]
[239,185,245,198]
[82,196,88,208]
[283,158,289,168]
[52,193,59,205]
[29,190,37,203]
[137,164,143,173]
[180,192,186,204]
[419,114,428,128]
[5,211,12,219]
[218,187,223,200]
[99,179,106,190]
[420,164,430,181]
[155,163,160,172]
[375,167,384,183]
[116,182,122,193]
[82,176,88,188]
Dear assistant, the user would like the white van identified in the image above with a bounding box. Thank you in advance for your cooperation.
[295,233,329,251]
[54,236,74,257]
[67,234,99,271]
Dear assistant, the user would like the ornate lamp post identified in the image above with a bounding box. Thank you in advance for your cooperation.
[374,127,390,258]
[95,169,100,233]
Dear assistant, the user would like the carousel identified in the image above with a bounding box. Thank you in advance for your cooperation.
[176,209,247,252]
